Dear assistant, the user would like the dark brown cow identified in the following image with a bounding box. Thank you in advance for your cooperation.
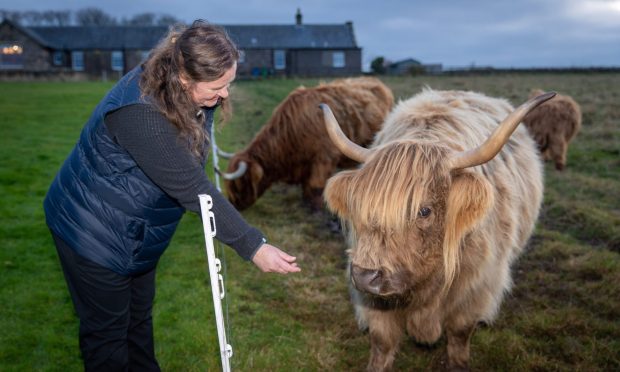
[523,89,582,170]
[321,89,554,371]
[225,77,393,211]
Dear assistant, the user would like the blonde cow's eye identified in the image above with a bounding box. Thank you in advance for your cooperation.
[418,207,432,218]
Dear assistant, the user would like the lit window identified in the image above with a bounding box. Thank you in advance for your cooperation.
[111,51,123,71]
[274,50,285,70]
[238,50,245,64]
[72,51,84,71]
[0,43,24,68]
[333,51,345,68]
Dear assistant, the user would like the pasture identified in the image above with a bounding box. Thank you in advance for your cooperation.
[1,72,619,371]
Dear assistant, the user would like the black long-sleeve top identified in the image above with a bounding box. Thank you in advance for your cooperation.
[104,103,264,260]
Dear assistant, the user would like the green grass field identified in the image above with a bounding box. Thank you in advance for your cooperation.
[1,73,619,371]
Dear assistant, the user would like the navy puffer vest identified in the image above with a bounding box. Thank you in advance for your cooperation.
[44,66,213,275]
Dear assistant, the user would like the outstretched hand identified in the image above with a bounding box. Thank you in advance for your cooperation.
[252,243,301,274]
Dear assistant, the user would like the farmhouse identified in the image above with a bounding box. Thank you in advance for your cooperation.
[387,58,442,75]
[0,10,361,79]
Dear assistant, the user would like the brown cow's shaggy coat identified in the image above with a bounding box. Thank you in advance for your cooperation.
[324,89,544,371]
[225,77,393,210]
[523,89,581,170]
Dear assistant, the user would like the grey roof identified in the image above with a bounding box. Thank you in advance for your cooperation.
[226,24,357,49]
[23,23,358,51]
[28,25,170,50]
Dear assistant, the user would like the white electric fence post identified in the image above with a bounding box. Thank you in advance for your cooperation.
[199,194,233,372]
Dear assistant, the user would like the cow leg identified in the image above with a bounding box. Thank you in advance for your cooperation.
[550,140,568,171]
[302,186,324,212]
[445,322,477,372]
[366,310,403,372]
[405,301,443,344]
[302,181,323,211]
[303,161,335,211]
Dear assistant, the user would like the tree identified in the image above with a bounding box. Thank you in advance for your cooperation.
[46,10,71,26]
[75,7,117,26]
[119,12,180,26]
[0,9,71,26]
[157,14,181,26]
[21,11,43,26]
[370,56,386,75]
[124,13,156,26]
[0,10,23,24]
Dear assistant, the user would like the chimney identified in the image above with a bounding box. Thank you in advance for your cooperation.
[296,8,302,25]
[345,21,357,46]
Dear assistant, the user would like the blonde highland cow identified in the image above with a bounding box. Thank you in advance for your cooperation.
[320,89,555,371]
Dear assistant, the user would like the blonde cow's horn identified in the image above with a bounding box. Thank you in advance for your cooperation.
[319,103,370,163]
[449,91,556,170]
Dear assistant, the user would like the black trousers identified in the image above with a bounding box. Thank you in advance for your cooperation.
[52,233,161,372]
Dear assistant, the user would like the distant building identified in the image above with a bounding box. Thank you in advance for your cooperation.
[387,58,442,76]
[0,10,361,79]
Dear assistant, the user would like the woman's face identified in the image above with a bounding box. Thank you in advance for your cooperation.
[183,63,237,107]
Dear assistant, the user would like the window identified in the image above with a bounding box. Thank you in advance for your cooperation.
[274,50,285,70]
[332,51,345,68]
[53,51,63,66]
[0,43,24,69]
[238,50,245,64]
[71,51,84,71]
[111,51,123,71]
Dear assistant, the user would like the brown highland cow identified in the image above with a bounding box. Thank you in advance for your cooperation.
[320,89,555,371]
[224,77,393,211]
[523,89,582,170]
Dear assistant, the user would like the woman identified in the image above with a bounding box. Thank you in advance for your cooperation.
[44,20,300,371]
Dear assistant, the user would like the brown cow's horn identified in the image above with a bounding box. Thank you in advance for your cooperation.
[319,103,370,163]
[216,161,248,180]
[449,91,556,170]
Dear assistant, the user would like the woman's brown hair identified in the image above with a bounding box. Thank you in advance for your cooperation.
[140,20,240,157]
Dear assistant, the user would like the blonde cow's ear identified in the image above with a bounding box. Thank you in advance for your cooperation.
[442,171,494,285]
[323,170,356,219]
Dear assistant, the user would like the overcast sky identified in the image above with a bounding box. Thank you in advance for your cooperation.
[2,0,619,70]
